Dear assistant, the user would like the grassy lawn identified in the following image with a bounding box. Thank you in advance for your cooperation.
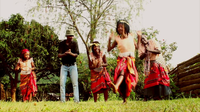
[0,98,200,112]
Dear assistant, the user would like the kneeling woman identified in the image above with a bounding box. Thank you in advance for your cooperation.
[88,41,113,102]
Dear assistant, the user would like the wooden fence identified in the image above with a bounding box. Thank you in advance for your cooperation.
[169,54,200,93]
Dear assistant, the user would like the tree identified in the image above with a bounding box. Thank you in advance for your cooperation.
[27,0,145,100]
[0,13,60,101]
[28,0,144,58]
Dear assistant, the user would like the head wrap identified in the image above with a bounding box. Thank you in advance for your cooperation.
[89,43,100,47]
[21,49,29,55]
[118,20,129,26]
[89,41,100,52]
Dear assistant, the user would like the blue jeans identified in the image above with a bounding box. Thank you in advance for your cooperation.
[60,64,79,102]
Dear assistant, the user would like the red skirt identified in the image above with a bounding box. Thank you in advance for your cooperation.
[114,56,138,98]
[144,61,170,89]
[20,72,37,101]
[90,67,111,93]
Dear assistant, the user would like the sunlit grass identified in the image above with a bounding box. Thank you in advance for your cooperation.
[0,98,200,112]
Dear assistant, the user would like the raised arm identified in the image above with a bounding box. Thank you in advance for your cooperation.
[136,31,142,50]
[107,40,117,52]
[101,54,107,67]
[107,31,117,52]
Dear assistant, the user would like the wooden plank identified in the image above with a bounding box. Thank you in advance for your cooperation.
[168,67,178,75]
[178,67,200,79]
[179,72,200,82]
[178,54,200,67]
[178,77,200,87]
[171,54,200,89]
[178,62,200,75]
[173,76,178,82]
[180,83,200,92]
[178,57,200,70]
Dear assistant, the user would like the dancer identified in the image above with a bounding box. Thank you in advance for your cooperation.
[89,41,113,102]
[107,19,139,103]
[138,35,171,101]
[15,49,37,102]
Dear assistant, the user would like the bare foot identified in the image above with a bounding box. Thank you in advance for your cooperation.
[110,82,117,94]
[132,86,135,92]
[122,101,127,104]
[153,97,162,100]
[143,98,147,102]
[122,98,127,104]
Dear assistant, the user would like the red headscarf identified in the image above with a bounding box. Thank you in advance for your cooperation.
[21,49,29,55]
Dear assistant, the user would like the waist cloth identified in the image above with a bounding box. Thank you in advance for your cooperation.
[144,60,171,97]
[144,60,170,89]
[114,56,138,98]
[90,67,111,93]
[20,71,37,100]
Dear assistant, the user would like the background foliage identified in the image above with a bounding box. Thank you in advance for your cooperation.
[0,13,60,101]
[0,9,179,101]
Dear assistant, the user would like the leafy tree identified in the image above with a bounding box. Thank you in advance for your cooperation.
[28,0,144,58]
[0,13,60,101]
[27,0,177,100]
[27,0,145,100]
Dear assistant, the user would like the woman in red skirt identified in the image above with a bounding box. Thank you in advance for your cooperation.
[15,49,37,102]
[138,36,171,101]
[89,41,114,102]
[107,20,140,103]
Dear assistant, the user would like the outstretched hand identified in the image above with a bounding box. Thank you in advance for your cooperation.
[109,30,115,40]
[137,31,142,39]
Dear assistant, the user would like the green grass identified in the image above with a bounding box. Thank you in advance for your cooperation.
[0,98,200,112]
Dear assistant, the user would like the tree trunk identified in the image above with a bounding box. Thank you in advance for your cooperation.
[0,53,18,101]
[0,83,2,100]
[10,78,17,102]
[10,79,16,102]
[1,83,6,101]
